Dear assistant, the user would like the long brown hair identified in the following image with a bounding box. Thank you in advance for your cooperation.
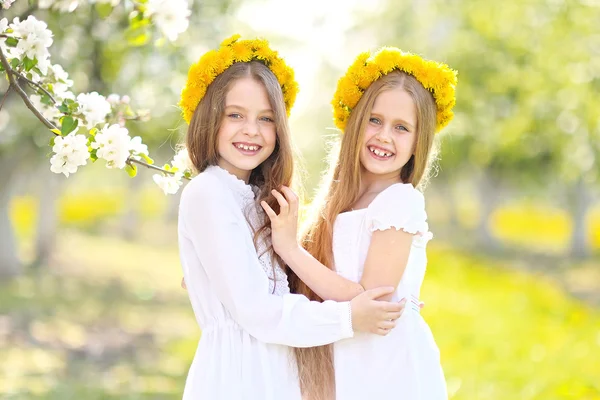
[289,71,438,400]
[186,60,295,276]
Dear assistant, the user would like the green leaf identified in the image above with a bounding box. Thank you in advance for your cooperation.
[60,116,78,135]
[5,37,18,47]
[139,153,154,165]
[162,163,172,172]
[89,127,98,137]
[22,56,37,71]
[49,136,56,147]
[58,102,69,114]
[125,163,138,177]
[10,58,19,69]
[90,149,98,162]
[41,94,54,106]
[50,128,62,136]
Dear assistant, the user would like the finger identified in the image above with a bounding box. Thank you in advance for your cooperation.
[261,201,278,220]
[381,299,405,312]
[378,320,396,330]
[181,278,187,290]
[375,328,391,336]
[271,190,289,213]
[386,311,402,320]
[363,286,395,300]
[281,186,299,207]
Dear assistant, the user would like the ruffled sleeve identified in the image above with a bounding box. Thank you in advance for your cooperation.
[366,184,431,244]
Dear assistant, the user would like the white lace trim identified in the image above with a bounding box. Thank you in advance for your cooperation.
[205,165,255,205]
[371,221,433,248]
[249,202,290,296]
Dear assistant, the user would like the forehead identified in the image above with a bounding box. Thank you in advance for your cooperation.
[372,87,416,124]
[226,77,271,109]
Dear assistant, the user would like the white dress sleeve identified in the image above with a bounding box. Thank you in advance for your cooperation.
[367,183,429,235]
[179,174,353,348]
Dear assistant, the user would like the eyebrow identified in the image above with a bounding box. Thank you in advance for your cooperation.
[371,112,415,130]
[225,104,274,114]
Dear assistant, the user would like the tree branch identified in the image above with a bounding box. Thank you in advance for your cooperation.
[16,72,57,105]
[0,47,185,182]
[127,157,191,180]
[0,46,58,132]
[0,84,11,111]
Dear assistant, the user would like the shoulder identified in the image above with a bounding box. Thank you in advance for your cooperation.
[180,169,234,209]
[369,183,424,212]
[367,183,427,234]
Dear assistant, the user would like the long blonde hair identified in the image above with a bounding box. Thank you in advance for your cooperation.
[289,71,438,400]
[186,61,295,280]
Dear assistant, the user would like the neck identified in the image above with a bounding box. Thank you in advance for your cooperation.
[358,168,402,196]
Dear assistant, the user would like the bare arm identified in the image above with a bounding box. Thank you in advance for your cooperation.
[358,229,413,301]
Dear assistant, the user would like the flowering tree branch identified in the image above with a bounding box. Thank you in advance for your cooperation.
[0,46,57,130]
[1,6,192,194]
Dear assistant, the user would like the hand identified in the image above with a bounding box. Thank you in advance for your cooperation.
[350,287,405,336]
[260,186,300,257]
[181,277,187,290]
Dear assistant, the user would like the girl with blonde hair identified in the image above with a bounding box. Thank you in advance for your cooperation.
[263,47,457,399]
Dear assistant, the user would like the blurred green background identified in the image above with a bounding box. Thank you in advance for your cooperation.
[1,0,599,399]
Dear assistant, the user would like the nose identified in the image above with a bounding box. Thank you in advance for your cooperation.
[243,119,259,137]
[375,126,392,143]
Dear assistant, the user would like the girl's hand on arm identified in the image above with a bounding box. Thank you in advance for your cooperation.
[262,187,365,302]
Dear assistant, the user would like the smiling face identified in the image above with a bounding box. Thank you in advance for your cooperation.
[359,87,417,182]
[216,76,277,182]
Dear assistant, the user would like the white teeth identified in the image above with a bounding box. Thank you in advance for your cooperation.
[369,146,392,157]
[236,144,259,151]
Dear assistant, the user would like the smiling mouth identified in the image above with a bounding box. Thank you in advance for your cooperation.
[233,142,262,154]
[367,145,395,159]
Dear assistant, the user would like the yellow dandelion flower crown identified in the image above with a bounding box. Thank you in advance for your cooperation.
[179,34,299,124]
[332,47,458,133]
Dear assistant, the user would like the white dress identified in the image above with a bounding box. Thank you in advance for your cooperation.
[177,165,353,400]
[333,183,447,400]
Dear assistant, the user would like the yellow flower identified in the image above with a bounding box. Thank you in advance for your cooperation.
[180,35,299,124]
[231,41,253,62]
[221,34,241,47]
[331,46,457,132]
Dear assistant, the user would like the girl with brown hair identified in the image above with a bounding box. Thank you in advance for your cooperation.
[262,47,457,399]
[177,37,406,400]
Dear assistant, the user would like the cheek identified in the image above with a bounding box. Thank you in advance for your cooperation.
[264,127,277,147]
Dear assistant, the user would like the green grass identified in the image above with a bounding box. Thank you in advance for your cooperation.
[1,232,599,399]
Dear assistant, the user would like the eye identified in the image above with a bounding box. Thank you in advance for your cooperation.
[395,125,409,132]
[260,116,275,123]
[369,117,381,125]
[228,113,242,119]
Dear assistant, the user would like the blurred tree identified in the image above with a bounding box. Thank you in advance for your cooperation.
[362,0,600,256]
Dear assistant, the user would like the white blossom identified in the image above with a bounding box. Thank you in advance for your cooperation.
[49,64,74,95]
[171,147,192,173]
[145,0,191,41]
[91,124,132,169]
[30,94,62,122]
[1,0,16,10]
[153,172,183,195]
[38,0,81,13]
[49,134,90,177]
[106,94,121,106]
[129,136,149,157]
[77,92,111,129]
[10,16,53,74]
